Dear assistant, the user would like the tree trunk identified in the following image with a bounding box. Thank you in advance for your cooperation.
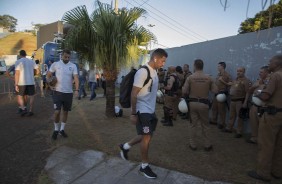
[105,79,116,117]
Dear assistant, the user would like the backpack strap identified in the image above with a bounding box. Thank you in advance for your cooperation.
[140,65,152,87]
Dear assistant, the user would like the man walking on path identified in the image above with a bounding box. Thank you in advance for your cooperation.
[14,50,39,116]
[46,49,79,140]
[119,48,168,179]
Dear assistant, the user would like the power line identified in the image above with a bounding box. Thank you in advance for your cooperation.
[124,0,204,44]
[128,0,206,42]
[139,0,208,41]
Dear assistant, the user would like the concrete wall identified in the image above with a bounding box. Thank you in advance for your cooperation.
[165,26,282,81]
[37,21,63,49]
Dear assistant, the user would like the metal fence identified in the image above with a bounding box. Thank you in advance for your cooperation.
[0,76,15,100]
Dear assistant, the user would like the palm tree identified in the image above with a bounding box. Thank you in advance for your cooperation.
[62,1,155,117]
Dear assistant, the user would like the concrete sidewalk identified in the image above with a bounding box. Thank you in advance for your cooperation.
[45,146,231,184]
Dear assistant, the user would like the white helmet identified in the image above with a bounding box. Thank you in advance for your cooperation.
[115,106,120,114]
[178,100,188,113]
[157,90,164,98]
[252,96,265,106]
[115,106,123,117]
[216,93,227,102]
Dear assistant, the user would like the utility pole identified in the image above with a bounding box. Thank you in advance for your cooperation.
[114,0,118,14]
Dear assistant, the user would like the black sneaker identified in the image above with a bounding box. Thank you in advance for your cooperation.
[222,128,232,133]
[217,124,224,129]
[119,144,129,160]
[139,165,157,179]
[59,130,68,138]
[17,108,22,114]
[20,109,27,116]
[248,170,270,182]
[204,145,213,152]
[52,131,59,140]
[26,112,34,116]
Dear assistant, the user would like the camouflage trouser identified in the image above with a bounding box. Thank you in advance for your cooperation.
[164,94,178,119]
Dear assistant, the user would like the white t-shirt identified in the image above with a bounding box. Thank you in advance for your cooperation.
[88,69,97,82]
[133,64,159,114]
[49,60,78,93]
[42,64,48,75]
[15,58,38,85]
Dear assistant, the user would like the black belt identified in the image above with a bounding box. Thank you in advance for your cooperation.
[231,98,245,102]
[189,98,209,105]
[258,106,282,117]
[251,102,260,108]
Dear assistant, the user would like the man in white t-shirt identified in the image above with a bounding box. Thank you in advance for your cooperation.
[46,49,79,140]
[119,48,168,179]
[88,64,97,101]
[15,50,39,116]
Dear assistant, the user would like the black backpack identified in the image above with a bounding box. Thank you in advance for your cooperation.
[119,66,151,108]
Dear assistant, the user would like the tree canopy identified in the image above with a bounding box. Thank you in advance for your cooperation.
[62,1,155,116]
[238,0,282,34]
[0,15,17,32]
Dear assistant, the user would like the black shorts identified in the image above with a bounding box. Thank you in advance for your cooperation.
[18,85,35,96]
[136,112,158,135]
[52,91,73,111]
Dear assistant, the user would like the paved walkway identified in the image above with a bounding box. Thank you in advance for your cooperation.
[45,146,230,184]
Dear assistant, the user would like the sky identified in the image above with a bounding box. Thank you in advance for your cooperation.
[0,0,275,49]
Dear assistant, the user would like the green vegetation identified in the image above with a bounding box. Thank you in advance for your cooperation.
[62,1,155,117]
[239,0,282,33]
[0,14,17,32]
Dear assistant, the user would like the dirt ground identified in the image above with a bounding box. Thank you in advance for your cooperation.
[0,76,280,184]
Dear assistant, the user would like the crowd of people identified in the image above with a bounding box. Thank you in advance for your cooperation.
[119,50,282,182]
[6,49,282,182]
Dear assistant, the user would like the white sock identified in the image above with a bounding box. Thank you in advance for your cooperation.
[123,143,131,150]
[60,122,66,131]
[54,122,60,131]
[141,163,149,169]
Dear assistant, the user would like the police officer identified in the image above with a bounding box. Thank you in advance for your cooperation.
[248,55,282,182]
[183,64,192,81]
[211,62,231,129]
[176,66,184,97]
[162,66,179,126]
[181,64,192,119]
[246,66,269,144]
[223,67,251,138]
[182,59,218,151]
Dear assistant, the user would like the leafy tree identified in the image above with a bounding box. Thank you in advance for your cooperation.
[0,14,17,32]
[62,1,155,117]
[238,0,282,34]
